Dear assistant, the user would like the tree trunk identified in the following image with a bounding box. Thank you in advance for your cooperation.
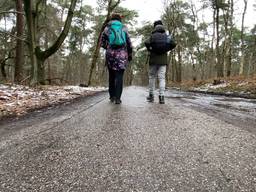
[195,46,204,80]
[239,0,248,75]
[209,8,216,79]
[176,45,182,82]
[226,0,233,77]
[36,58,45,84]
[190,2,203,80]
[247,52,254,76]
[2,10,8,80]
[250,36,256,75]
[171,53,175,82]
[190,53,197,81]
[1,58,8,79]
[14,0,24,83]
[216,5,224,78]
[88,35,102,86]
[24,0,38,85]
[222,4,228,77]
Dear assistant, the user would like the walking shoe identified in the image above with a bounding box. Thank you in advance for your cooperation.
[146,94,154,102]
[110,97,116,102]
[159,95,165,104]
[115,99,122,104]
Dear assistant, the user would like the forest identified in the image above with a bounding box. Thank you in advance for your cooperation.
[0,0,255,87]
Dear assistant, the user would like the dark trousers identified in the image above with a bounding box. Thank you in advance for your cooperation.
[108,68,124,100]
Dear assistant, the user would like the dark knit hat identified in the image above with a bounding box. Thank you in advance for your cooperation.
[111,13,123,21]
[153,20,163,27]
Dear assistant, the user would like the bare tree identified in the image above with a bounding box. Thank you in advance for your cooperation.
[215,0,223,77]
[14,0,24,83]
[224,0,234,77]
[239,0,248,75]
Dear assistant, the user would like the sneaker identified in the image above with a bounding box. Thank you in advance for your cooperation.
[159,95,165,104]
[146,94,154,102]
[115,99,122,104]
[110,97,115,102]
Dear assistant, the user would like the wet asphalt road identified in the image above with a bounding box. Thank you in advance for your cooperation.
[0,86,255,192]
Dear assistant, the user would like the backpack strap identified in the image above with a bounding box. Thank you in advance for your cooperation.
[109,27,117,43]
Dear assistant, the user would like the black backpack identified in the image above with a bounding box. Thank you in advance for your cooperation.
[150,32,176,54]
[150,32,169,54]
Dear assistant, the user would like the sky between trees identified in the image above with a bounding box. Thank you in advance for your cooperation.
[83,0,255,28]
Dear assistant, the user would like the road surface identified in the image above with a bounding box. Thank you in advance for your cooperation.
[0,86,255,191]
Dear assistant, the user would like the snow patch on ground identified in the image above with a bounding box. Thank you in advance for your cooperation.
[193,83,230,92]
[63,86,107,94]
[0,84,107,118]
[237,82,249,86]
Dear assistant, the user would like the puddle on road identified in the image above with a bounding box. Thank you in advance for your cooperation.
[165,89,256,135]
[165,93,197,100]
[212,103,232,109]
[165,90,256,114]
[165,95,197,100]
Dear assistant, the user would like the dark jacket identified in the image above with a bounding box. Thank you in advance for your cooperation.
[145,25,175,66]
[101,20,133,71]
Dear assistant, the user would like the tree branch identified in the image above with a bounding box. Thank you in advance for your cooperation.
[36,0,44,16]
[37,0,77,60]
[0,30,28,43]
[110,0,121,10]
[0,11,24,15]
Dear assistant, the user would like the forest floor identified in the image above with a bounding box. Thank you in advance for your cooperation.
[0,84,107,120]
[170,75,256,99]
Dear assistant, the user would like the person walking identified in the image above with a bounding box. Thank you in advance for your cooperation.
[145,20,176,104]
[101,13,133,104]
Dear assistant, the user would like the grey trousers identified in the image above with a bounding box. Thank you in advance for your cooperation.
[148,65,166,96]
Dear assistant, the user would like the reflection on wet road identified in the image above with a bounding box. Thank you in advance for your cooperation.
[165,89,256,134]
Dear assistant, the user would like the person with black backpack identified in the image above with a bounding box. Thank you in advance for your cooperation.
[101,13,133,104]
[145,20,176,104]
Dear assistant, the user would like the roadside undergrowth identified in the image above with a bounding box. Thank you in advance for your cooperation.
[169,75,256,98]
